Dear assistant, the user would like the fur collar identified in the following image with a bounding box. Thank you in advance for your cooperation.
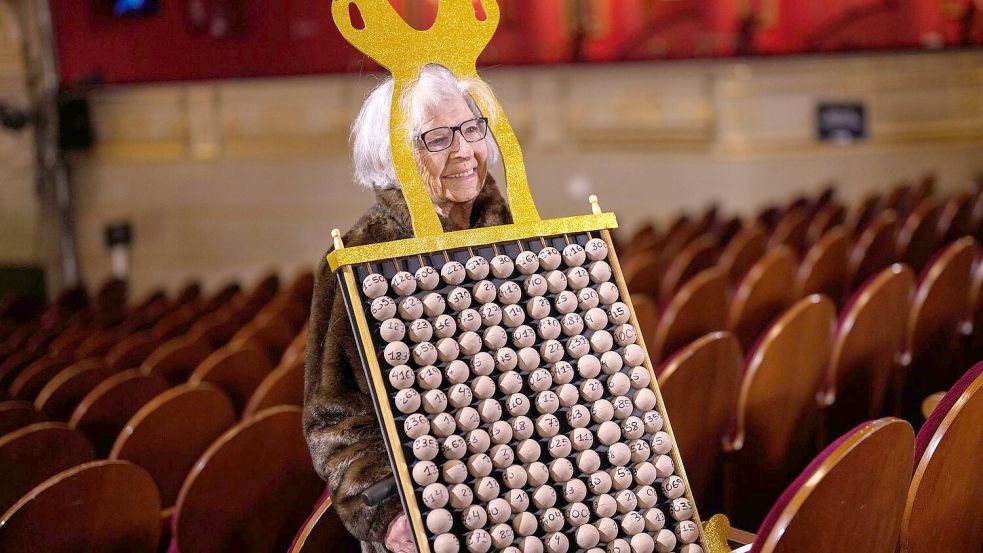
[372,175,513,235]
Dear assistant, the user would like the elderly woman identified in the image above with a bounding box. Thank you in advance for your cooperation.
[304,64,512,553]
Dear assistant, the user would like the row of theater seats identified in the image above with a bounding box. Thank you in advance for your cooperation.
[0,273,361,552]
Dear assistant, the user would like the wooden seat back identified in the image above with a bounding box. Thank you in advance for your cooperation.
[7,355,72,401]
[751,418,913,553]
[110,383,236,508]
[140,336,212,385]
[895,199,941,274]
[0,422,95,515]
[768,208,810,254]
[658,234,718,305]
[794,226,849,304]
[652,268,728,362]
[105,332,161,372]
[0,460,161,553]
[901,363,983,552]
[243,358,305,418]
[658,332,742,510]
[173,406,322,553]
[805,202,845,246]
[68,369,169,456]
[288,494,361,553]
[938,191,975,243]
[717,225,767,288]
[728,246,798,351]
[0,400,46,438]
[847,210,899,292]
[230,316,297,364]
[189,345,273,414]
[34,359,115,420]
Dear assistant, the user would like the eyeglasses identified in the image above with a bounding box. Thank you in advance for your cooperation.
[417,117,488,153]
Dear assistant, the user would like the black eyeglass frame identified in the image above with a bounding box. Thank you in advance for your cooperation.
[416,117,489,153]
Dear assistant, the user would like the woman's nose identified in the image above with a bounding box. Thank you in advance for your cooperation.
[449,130,473,157]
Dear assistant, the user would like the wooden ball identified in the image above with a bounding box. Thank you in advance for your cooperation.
[422,292,447,317]
[621,416,643,440]
[483,326,507,353]
[431,413,457,437]
[598,353,621,376]
[506,393,530,417]
[362,273,387,298]
[535,414,561,438]
[422,482,448,509]
[560,313,585,336]
[413,460,439,486]
[463,505,488,531]
[467,453,493,478]
[548,457,574,482]
[512,415,534,440]
[606,302,630,325]
[610,466,634,491]
[412,342,438,366]
[545,533,569,553]
[388,365,414,390]
[614,396,634,421]
[442,459,469,484]
[527,296,552,320]
[565,502,591,527]
[398,296,424,320]
[536,391,560,415]
[615,489,637,513]
[499,281,522,304]
[490,524,515,549]
[512,325,537,348]
[448,287,473,313]
[479,303,502,326]
[448,384,474,409]
[570,427,594,451]
[680,546,704,553]
[471,375,496,400]
[457,308,482,332]
[506,489,530,512]
[449,483,475,509]
[403,317,432,343]
[590,330,614,354]
[566,335,591,359]
[588,471,612,495]
[519,536,543,553]
[583,308,607,331]
[503,464,528,489]
[613,324,637,347]
[607,372,631,396]
[597,282,620,305]
[490,444,516,468]
[566,404,591,428]
[633,388,657,411]
[621,511,644,536]
[524,273,548,297]
[527,461,549,487]
[441,435,467,460]
[517,438,542,463]
[478,398,502,422]
[473,280,497,304]
[441,261,466,285]
[554,291,578,315]
[415,265,439,291]
[643,410,664,433]
[577,287,600,310]
[458,331,482,356]
[591,400,615,423]
[592,493,617,518]
[380,318,406,342]
[550,361,574,385]
[467,429,491,454]
[654,529,677,553]
[384,342,410,367]
[538,317,562,340]
[544,270,568,293]
[629,366,651,389]
[395,388,420,414]
[490,254,515,279]
[416,365,442,390]
[675,520,700,544]
[532,485,558,509]
[490,420,513,444]
[607,539,630,553]
[517,347,541,371]
[538,246,562,270]
[389,271,416,297]
[498,370,523,394]
[632,462,658,487]
[585,238,609,261]
[562,243,586,267]
[576,450,601,473]
[576,354,600,378]
[469,352,495,377]
[475,476,501,502]
[515,250,539,275]
[487,498,512,524]
[654,454,675,478]
[651,431,673,455]
[630,533,655,553]
[502,304,526,327]
[566,267,590,290]
[662,475,686,500]
[528,368,553,392]
[422,389,448,414]
[427,508,454,534]
[629,439,652,464]
[575,524,600,549]
[644,508,666,532]
[465,255,490,280]
[564,478,588,503]
[607,442,631,466]
[540,508,564,533]
[556,383,579,408]
[404,413,430,439]
[623,344,645,367]
[370,296,397,321]
[588,260,612,284]
[635,485,659,509]
[669,498,694,521]
[597,421,621,446]
[467,530,491,553]
[595,517,619,542]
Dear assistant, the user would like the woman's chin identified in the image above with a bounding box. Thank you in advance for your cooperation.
[443,175,483,203]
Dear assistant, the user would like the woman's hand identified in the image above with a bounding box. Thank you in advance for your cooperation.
[385,514,415,553]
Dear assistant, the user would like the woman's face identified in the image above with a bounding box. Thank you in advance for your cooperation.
[418,97,488,206]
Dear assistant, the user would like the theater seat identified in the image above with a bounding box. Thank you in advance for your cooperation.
[288,490,361,553]
[0,422,95,515]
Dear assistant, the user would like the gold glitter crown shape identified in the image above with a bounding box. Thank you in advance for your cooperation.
[331,0,540,239]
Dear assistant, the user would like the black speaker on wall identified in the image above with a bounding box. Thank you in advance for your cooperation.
[58,92,95,151]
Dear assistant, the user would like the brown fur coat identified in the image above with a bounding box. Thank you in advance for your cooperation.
[304,179,512,552]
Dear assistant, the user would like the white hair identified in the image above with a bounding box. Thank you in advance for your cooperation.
[351,64,501,190]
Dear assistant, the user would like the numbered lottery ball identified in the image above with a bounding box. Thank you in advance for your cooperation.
[416,265,439,291]
[441,261,466,285]
[361,273,387,298]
